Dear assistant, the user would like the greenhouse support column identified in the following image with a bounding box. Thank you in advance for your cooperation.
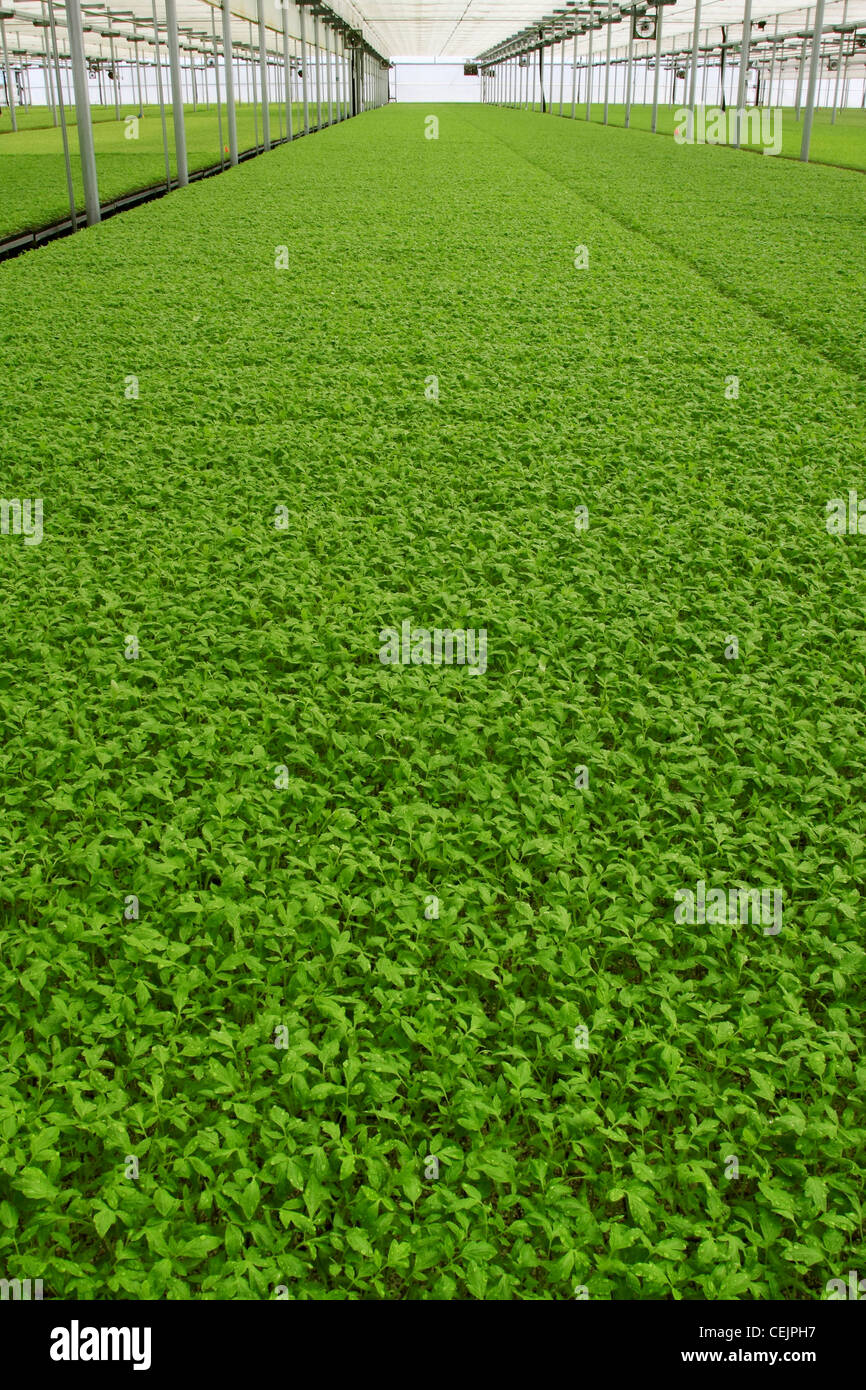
[795,12,811,118]
[282,6,293,138]
[557,24,565,114]
[164,0,188,185]
[831,0,847,122]
[651,2,663,131]
[40,2,57,126]
[335,30,343,120]
[152,0,171,186]
[131,38,141,117]
[767,18,778,107]
[545,33,553,112]
[322,22,330,122]
[249,27,259,147]
[1,19,17,131]
[220,0,238,164]
[65,0,100,224]
[586,18,594,120]
[688,0,702,125]
[257,0,270,150]
[313,11,321,127]
[734,0,752,147]
[210,8,224,167]
[299,4,310,133]
[570,26,578,116]
[190,44,198,112]
[46,0,75,228]
[701,29,709,103]
[800,0,827,159]
[841,41,852,114]
[603,3,612,123]
[325,24,333,124]
[624,21,634,127]
[109,36,120,119]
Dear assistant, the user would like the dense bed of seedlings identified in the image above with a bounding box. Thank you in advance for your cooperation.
[0,105,863,1300]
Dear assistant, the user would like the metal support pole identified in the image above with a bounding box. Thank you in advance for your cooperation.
[334,34,340,114]
[544,32,551,111]
[299,3,310,132]
[65,0,100,224]
[604,3,612,123]
[701,28,709,103]
[1,19,17,131]
[40,1,57,125]
[210,8,224,167]
[164,0,188,185]
[257,0,270,150]
[795,10,811,118]
[313,11,321,127]
[832,0,847,122]
[735,0,752,146]
[220,0,238,164]
[558,23,566,114]
[282,6,293,137]
[109,36,120,118]
[570,26,578,116]
[326,23,333,124]
[801,0,827,158]
[767,19,778,107]
[651,3,663,131]
[134,39,143,117]
[249,28,259,147]
[586,18,594,120]
[624,21,634,126]
[689,0,702,113]
[151,0,171,187]
[46,0,75,227]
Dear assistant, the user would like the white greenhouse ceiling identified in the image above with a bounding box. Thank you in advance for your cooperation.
[1,0,865,60]
[344,0,866,58]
